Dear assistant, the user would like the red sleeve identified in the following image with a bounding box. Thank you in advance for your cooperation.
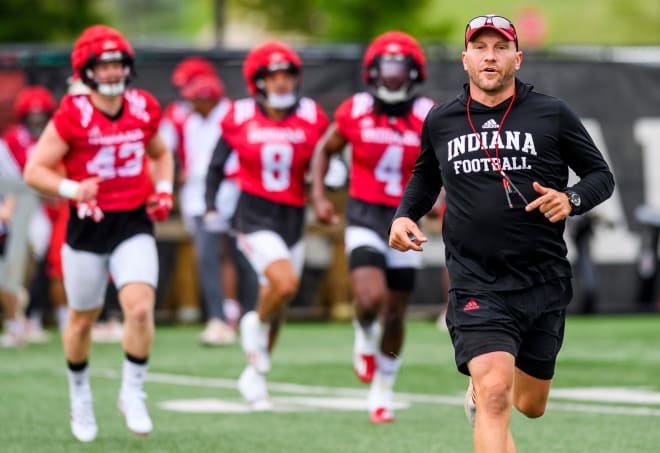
[333,97,353,137]
[220,103,240,150]
[315,102,330,136]
[51,95,78,143]
[162,102,177,125]
[134,89,162,140]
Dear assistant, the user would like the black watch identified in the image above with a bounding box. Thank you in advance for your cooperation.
[565,190,581,214]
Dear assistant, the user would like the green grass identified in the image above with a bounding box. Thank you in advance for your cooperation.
[2,316,660,452]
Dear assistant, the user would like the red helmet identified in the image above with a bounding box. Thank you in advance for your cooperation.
[242,41,302,95]
[180,74,224,102]
[363,31,426,90]
[171,57,218,89]
[71,25,135,95]
[13,86,56,118]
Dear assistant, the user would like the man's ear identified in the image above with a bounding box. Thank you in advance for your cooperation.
[461,51,469,71]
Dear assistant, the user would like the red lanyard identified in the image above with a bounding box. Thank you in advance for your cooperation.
[466,91,519,207]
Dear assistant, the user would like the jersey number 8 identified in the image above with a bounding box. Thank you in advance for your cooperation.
[261,143,293,191]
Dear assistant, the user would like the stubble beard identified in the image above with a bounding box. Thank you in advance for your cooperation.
[470,66,516,96]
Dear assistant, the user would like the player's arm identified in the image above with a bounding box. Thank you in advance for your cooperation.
[146,132,175,193]
[389,118,442,252]
[0,195,16,222]
[144,132,175,222]
[310,123,348,224]
[205,138,233,214]
[24,121,98,201]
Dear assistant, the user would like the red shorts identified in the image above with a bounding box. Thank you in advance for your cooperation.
[46,202,69,279]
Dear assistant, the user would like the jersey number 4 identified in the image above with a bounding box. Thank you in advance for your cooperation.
[374,145,403,196]
[86,143,145,179]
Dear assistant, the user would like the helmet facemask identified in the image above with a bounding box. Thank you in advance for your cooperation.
[13,86,55,136]
[370,55,419,104]
[24,112,51,138]
[362,31,427,107]
[83,51,134,97]
[255,63,300,110]
[243,41,303,110]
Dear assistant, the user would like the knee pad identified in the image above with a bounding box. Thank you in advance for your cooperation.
[386,267,416,292]
[349,246,386,271]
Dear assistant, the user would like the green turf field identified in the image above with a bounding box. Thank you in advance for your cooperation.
[2,315,660,452]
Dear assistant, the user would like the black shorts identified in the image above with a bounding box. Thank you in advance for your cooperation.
[445,278,572,380]
[66,205,153,254]
[234,192,305,247]
[345,197,396,241]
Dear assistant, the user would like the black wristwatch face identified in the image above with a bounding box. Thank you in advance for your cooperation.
[568,191,581,208]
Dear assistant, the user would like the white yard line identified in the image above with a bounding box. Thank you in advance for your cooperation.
[93,368,660,417]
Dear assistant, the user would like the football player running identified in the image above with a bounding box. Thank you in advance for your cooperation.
[24,25,174,442]
[311,31,434,423]
[205,41,329,410]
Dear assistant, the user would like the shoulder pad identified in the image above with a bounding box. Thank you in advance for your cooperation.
[233,98,256,124]
[124,89,154,123]
[350,92,374,118]
[296,97,318,124]
[412,97,435,120]
[70,95,94,129]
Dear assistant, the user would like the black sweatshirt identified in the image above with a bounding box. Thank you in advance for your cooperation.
[394,79,615,291]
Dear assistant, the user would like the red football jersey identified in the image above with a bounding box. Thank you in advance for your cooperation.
[221,97,329,207]
[2,124,35,171]
[52,89,162,211]
[335,93,434,207]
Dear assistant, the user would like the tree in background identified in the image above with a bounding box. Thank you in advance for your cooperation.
[0,0,105,42]
[228,0,660,47]
[229,0,453,43]
[1,0,657,47]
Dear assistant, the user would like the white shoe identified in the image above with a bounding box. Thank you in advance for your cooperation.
[199,318,236,346]
[26,325,51,344]
[238,365,272,411]
[92,320,123,343]
[0,332,26,348]
[464,378,476,427]
[118,390,153,437]
[240,311,271,374]
[353,320,380,383]
[367,374,395,423]
[70,393,98,442]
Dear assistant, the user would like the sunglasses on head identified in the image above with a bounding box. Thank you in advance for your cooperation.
[465,15,518,47]
[466,15,515,31]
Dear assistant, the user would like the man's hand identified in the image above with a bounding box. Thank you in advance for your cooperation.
[77,200,104,222]
[77,177,102,201]
[146,192,174,222]
[525,181,571,223]
[388,217,428,252]
[203,209,223,230]
[313,196,339,225]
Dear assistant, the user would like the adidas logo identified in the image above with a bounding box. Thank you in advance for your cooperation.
[463,299,480,311]
[482,118,499,129]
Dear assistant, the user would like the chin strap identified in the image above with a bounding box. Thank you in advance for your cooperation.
[375,86,409,104]
[266,92,297,109]
[97,82,126,97]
